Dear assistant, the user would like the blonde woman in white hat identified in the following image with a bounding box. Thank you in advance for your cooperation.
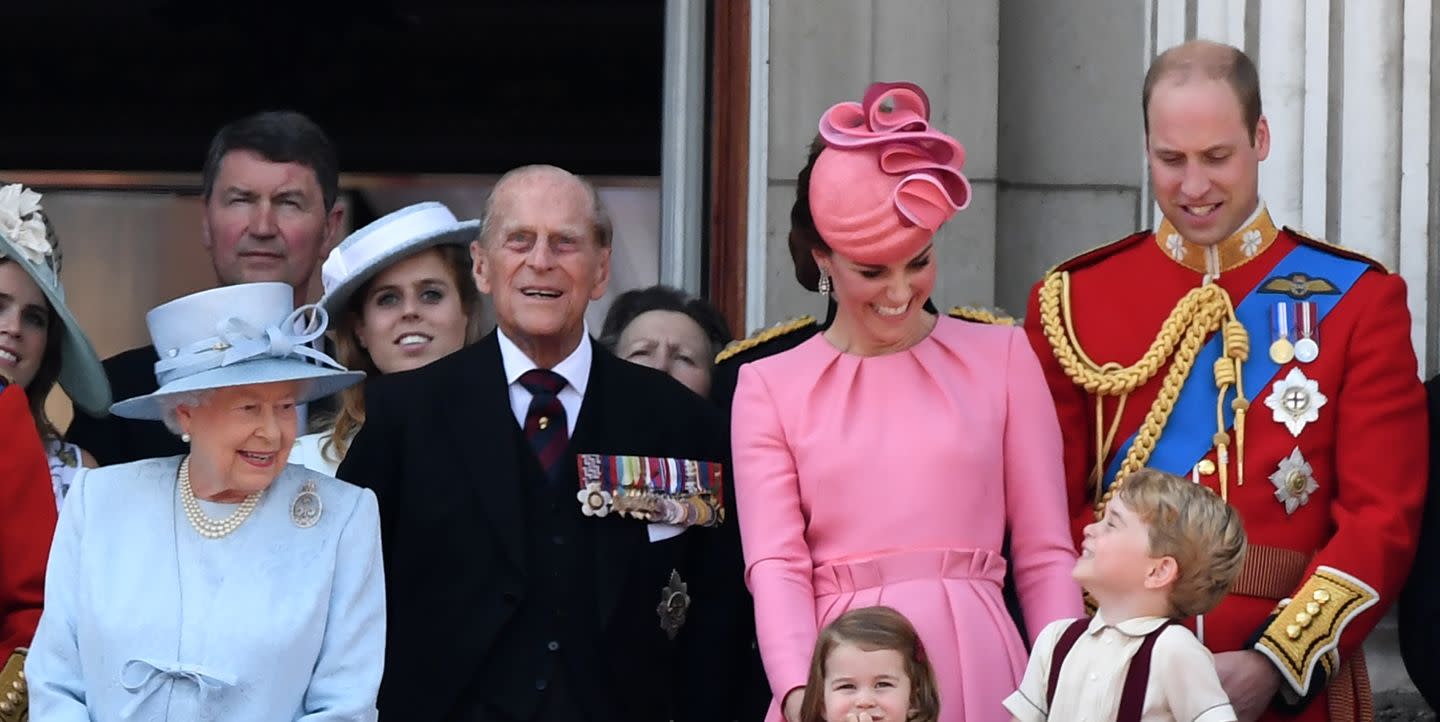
[27,282,385,721]
[0,183,111,507]
[292,201,482,474]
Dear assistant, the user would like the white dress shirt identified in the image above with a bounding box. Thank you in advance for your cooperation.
[496,325,592,435]
[1004,613,1236,722]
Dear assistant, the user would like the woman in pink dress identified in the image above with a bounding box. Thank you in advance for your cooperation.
[732,82,1084,722]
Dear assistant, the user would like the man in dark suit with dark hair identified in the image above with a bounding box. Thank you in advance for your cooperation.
[67,110,344,464]
[338,164,741,721]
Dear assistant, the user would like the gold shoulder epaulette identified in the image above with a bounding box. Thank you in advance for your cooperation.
[1283,226,1390,273]
[715,315,817,364]
[946,305,1016,326]
[1046,230,1152,275]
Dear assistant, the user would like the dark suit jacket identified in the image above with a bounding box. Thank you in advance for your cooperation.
[1398,375,1440,710]
[64,345,184,465]
[337,333,743,721]
[67,343,339,466]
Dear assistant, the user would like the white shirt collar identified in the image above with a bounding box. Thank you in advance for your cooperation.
[1087,610,1173,637]
[495,324,592,395]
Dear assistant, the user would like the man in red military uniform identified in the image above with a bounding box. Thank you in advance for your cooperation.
[1024,40,1426,721]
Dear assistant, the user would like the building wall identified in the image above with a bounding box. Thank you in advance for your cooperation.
[763,0,1000,323]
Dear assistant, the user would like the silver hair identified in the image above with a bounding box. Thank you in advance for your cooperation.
[478,164,613,248]
[157,390,215,436]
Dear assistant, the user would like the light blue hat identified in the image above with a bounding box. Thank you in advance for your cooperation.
[0,184,111,416]
[318,201,479,317]
[110,282,365,420]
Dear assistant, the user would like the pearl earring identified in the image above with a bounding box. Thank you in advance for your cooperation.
[181,433,191,443]
[817,270,832,295]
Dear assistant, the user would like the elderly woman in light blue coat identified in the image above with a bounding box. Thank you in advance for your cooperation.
[27,282,385,721]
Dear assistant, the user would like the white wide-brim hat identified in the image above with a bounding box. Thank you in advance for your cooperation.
[110,282,365,421]
[319,201,479,317]
[0,228,111,416]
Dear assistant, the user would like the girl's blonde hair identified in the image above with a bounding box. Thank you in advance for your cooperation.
[799,606,939,722]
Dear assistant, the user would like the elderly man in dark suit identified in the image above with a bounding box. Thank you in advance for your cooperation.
[338,164,742,722]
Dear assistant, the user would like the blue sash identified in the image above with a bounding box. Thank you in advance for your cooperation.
[1101,244,1370,488]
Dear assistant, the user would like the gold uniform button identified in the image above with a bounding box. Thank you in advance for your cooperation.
[1314,589,1332,604]
[1196,459,1217,475]
[1286,624,1302,639]
[1306,602,1321,616]
[1295,612,1312,627]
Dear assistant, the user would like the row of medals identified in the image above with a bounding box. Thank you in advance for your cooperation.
[1269,300,1320,365]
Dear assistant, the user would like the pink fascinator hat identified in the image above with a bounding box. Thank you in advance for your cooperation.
[808,81,972,265]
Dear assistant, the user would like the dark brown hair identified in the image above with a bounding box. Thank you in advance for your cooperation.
[788,134,830,291]
[202,110,340,210]
[1142,40,1263,143]
[799,606,939,722]
[321,244,481,462]
[4,257,66,444]
[598,285,732,359]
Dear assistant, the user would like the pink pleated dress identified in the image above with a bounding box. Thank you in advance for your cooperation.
[731,316,1084,721]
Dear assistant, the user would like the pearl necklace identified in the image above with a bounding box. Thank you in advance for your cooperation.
[178,456,264,539]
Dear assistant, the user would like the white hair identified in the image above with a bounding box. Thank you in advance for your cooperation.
[157,390,215,436]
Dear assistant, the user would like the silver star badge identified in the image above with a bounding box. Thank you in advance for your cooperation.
[1270,448,1318,515]
[1264,368,1327,437]
[657,570,690,640]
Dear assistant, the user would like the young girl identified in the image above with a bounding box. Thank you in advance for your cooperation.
[801,606,940,722]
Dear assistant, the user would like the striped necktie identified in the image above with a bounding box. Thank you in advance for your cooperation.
[519,369,569,478]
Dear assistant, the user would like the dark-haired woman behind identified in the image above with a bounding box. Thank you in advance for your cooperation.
[600,284,731,397]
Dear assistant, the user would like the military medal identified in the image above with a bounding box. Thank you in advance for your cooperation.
[575,454,725,527]
[1263,368,1327,437]
[291,480,322,528]
[1269,447,1318,515]
[576,482,613,517]
[1294,301,1320,363]
[1269,302,1295,364]
[656,570,690,640]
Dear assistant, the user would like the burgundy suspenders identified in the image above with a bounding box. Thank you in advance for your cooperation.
[1046,619,1091,710]
[1045,618,1177,722]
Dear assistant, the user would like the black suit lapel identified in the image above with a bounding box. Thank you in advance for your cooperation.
[448,334,527,571]
[569,347,645,628]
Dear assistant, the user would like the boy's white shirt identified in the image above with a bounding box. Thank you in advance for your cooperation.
[1003,612,1237,722]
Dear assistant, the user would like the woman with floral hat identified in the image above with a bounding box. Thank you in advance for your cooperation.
[730,83,1084,721]
[0,183,111,508]
[291,201,482,475]
[27,282,384,720]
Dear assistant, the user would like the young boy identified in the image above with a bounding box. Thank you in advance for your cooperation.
[1004,468,1247,722]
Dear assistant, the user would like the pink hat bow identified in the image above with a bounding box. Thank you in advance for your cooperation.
[809,82,972,264]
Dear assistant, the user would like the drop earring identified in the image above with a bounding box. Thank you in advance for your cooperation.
[817,270,832,295]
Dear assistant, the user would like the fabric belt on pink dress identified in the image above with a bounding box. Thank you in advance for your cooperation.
[811,548,1006,595]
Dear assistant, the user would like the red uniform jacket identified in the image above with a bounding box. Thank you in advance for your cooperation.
[1024,210,1426,721]
[0,384,58,659]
